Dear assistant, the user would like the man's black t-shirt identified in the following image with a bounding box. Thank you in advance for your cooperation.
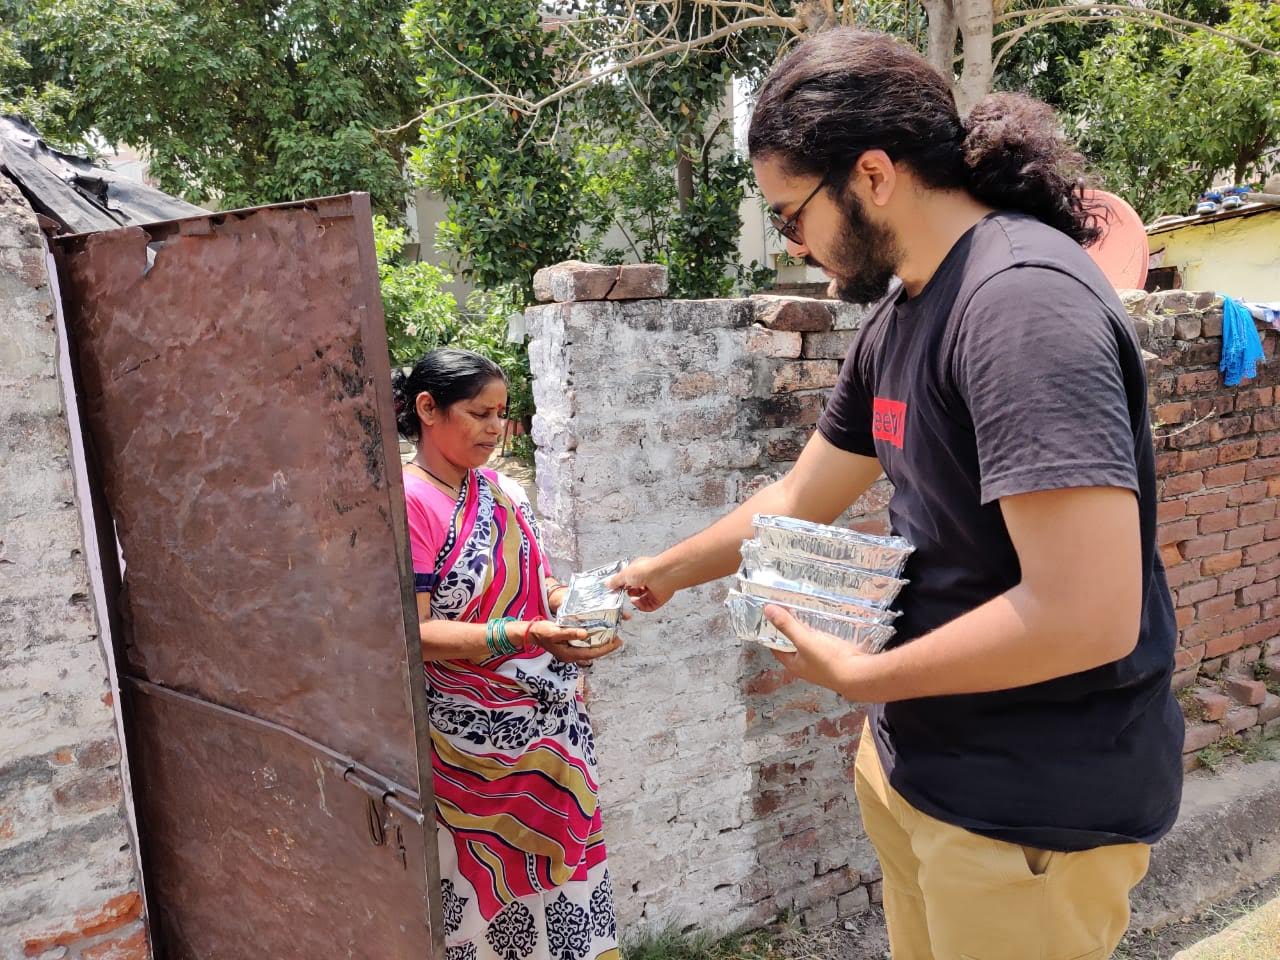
[818,211,1184,851]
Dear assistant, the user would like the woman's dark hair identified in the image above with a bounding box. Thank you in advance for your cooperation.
[391,348,507,440]
[748,30,1101,246]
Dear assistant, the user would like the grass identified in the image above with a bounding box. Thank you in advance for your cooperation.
[1197,733,1246,772]
[621,927,782,960]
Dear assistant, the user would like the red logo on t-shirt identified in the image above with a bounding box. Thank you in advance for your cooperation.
[872,397,907,449]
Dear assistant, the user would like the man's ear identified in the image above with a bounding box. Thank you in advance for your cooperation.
[852,149,897,209]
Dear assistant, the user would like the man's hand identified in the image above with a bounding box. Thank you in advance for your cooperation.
[608,556,677,612]
[764,605,866,696]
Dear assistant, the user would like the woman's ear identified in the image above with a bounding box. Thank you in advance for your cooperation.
[415,391,437,426]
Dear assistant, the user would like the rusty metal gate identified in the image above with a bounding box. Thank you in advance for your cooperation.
[52,194,441,958]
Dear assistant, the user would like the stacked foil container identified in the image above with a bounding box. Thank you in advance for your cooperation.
[726,515,913,654]
[558,559,627,648]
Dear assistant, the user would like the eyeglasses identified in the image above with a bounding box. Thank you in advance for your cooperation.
[769,173,829,244]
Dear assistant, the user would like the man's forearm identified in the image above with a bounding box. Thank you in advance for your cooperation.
[656,479,802,593]
[833,583,1138,702]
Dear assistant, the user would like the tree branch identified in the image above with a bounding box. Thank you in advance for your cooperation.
[995,4,1280,59]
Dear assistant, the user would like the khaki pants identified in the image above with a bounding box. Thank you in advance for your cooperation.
[854,728,1151,960]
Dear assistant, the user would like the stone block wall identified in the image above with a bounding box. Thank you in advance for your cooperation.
[0,177,147,959]
[1129,289,1280,768]
[527,266,1280,934]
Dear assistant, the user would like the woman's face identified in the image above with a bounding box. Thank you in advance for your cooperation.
[421,377,509,469]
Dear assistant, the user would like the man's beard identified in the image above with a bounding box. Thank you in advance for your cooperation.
[806,192,901,304]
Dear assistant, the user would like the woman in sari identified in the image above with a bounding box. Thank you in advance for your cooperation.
[392,348,621,960]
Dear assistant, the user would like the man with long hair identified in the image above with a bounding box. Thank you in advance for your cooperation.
[613,29,1182,959]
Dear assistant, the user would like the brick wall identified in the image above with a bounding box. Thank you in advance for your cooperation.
[0,177,147,959]
[526,265,1280,934]
[527,270,878,933]
[1130,289,1280,768]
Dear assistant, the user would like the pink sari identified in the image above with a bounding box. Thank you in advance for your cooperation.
[408,467,617,960]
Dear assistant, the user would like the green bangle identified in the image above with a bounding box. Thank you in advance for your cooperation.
[498,617,517,656]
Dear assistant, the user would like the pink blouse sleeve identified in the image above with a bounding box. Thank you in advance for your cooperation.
[404,483,446,575]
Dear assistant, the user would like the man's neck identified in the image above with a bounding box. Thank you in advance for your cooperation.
[895,190,997,297]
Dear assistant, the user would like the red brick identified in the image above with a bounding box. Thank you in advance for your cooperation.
[1205,631,1248,658]
[1225,676,1268,706]
[1183,721,1223,752]
[1249,619,1280,647]
[1172,667,1199,690]
[1156,451,1180,477]
[1187,492,1231,516]
[1241,580,1279,605]
[801,330,858,360]
[1213,416,1255,441]
[22,893,142,955]
[74,738,120,770]
[1204,463,1249,487]
[1161,543,1185,567]
[1258,433,1280,457]
[1241,501,1278,525]
[1181,533,1227,559]
[1183,616,1225,645]
[1155,401,1193,425]
[52,770,121,815]
[1220,438,1262,463]
[1229,647,1262,672]
[747,325,804,359]
[1254,408,1280,432]
[1228,525,1267,549]
[1175,644,1206,669]
[753,295,835,332]
[1246,458,1280,481]
[1225,705,1260,733]
[1159,500,1189,523]
[772,360,839,393]
[1202,656,1227,676]
[1176,606,1196,629]
[1261,693,1280,724]
[1179,449,1220,471]
[1195,594,1238,620]
[1194,396,1237,419]
[1246,541,1280,565]
[1224,604,1261,631]
[1193,689,1232,722]
[1258,559,1280,582]
[1159,518,1200,545]
[1202,551,1244,575]
[81,924,148,960]
[1235,387,1275,410]
[1200,509,1240,534]
[1177,370,1222,395]
[1178,579,1219,606]
[1163,472,1205,497]
[1219,567,1258,593]
[1267,518,1280,540]
[1230,481,1272,505]
[1165,562,1200,589]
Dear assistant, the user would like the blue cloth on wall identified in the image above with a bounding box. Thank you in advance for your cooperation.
[1220,294,1266,387]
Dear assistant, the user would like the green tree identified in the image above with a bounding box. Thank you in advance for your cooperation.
[1064,0,1280,219]
[0,2,80,148]
[23,0,419,211]
[375,216,534,424]
[402,0,584,294]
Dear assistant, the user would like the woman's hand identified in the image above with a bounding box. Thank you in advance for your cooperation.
[523,620,624,663]
[546,584,569,616]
